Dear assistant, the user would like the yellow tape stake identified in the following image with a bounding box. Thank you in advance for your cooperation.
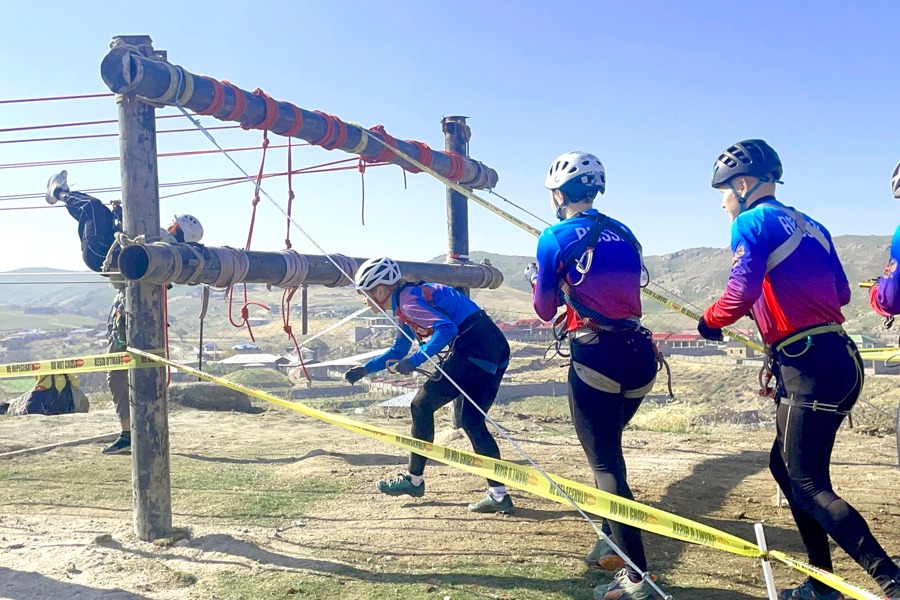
[128,346,759,557]
[375,141,765,353]
[769,551,884,600]
[0,351,160,379]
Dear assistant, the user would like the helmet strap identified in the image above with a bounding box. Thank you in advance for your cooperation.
[728,178,767,213]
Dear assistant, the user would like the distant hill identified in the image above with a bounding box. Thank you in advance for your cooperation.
[2,234,894,334]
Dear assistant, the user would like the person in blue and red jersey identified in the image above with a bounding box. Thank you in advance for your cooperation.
[342,257,513,514]
[699,139,900,600]
[868,161,900,318]
[527,152,657,600]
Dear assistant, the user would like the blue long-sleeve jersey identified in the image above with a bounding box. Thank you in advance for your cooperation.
[532,208,643,328]
[363,284,480,374]
[703,197,849,344]
[870,224,900,316]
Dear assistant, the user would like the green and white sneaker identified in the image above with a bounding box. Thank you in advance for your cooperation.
[467,493,513,514]
[585,537,626,571]
[597,569,655,600]
[376,474,425,498]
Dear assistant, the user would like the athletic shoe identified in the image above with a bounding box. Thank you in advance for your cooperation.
[598,569,654,600]
[777,579,844,600]
[101,434,131,455]
[376,474,425,498]
[467,493,514,514]
[585,537,627,571]
[46,170,69,205]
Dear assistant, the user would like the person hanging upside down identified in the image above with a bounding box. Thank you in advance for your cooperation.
[698,140,900,600]
[46,170,204,455]
[342,257,513,513]
[528,152,657,600]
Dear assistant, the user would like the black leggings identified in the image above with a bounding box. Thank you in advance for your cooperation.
[63,192,117,273]
[408,312,510,486]
[568,328,658,574]
[770,329,900,593]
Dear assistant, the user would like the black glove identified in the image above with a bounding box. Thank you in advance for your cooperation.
[344,366,368,384]
[697,318,724,342]
[395,358,416,375]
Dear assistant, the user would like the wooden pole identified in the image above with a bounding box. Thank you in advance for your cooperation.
[114,35,172,541]
[442,116,471,297]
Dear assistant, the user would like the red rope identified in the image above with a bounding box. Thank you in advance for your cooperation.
[445,151,467,181]
[285,140,294,249]
[0,114,181,134]
[242,88,280,131]
[319,115,347,150]
[0,124,240,146]
[405,140,434,173]
[284,103,304,137]
[0,92,114,105]
[365,125,398,163]
[311,110,336,147]
[282,288,311,382]
[222,81,246,121]
[0,143,291,171]
[196,76,225,116]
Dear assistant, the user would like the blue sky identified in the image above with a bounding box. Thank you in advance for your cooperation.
[0,0,897,272]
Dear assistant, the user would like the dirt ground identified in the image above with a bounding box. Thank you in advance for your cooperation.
[1,404,898,600]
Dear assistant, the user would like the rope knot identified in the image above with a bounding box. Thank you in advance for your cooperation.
[251,196,260,206]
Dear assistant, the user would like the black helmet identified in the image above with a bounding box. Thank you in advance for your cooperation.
[711,139,783,188]
[892,161,900,199]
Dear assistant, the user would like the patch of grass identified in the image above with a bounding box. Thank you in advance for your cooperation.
[629,403,710,434]
[499,395,570,421]
[207,559,598,600]
[222,369,293,391]
[0,453,349,526]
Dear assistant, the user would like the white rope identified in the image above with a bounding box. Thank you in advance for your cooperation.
[275,249,309,288]
[210,246,249,289]
[325,254,357,287]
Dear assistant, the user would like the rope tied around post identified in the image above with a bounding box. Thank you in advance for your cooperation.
[195,76,225,116]
[364,125,398,163]
[284,103,304,137]
[275,250,310,288]
[445,150,467,182]
[325,254,357,287]
[241,88,279,131]
[405,140,434,174]
[221,81,246,121]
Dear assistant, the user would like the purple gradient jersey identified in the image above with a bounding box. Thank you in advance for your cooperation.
[703,197,849,345]
[871,224,900,315]
[532,209,643,327]
[363,283,480,373]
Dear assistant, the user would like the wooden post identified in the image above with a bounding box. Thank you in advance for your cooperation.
[114,35,172,541]
[442,116,471,296]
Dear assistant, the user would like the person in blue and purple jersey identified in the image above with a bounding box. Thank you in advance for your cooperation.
[342,257,513,513]
[699,140,900,600]
[868,162,900,318]
[527,152,657,600]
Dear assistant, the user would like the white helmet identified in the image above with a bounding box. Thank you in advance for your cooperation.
[544,151,606,197]
[355,257,402,291]
[167,214,204,243]
[892,161,900,199]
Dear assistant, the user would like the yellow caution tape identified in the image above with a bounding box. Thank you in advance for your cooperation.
[770,551,884,600]
[128,346,760,557]
[859,281,875,289]
[855,348,900,362]
[0,351,160,379]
